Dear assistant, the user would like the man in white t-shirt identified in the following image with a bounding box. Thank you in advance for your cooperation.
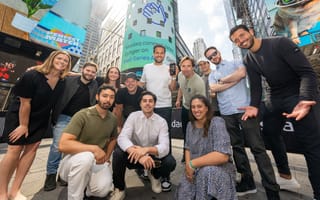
[139,44,177,192]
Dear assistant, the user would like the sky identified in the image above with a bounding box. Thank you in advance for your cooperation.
[178,0,233,60]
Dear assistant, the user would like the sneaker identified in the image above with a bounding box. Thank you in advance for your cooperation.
[57,176,68,186]
[44,174,57,191]
[147,171,162,193]
[266,189,280,200]
[161,177,172,192]
[9,190,27,200]
[135,169,149,180]
[109,188,125,200]
[276,176,300,191]
[236,181,257,196]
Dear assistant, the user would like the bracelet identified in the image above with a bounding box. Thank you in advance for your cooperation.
[171,77,176,80]
[189,160,196,170]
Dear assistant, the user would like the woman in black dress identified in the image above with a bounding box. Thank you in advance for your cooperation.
[0,50,71,200]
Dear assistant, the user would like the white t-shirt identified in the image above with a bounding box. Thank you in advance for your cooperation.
[140,63,172,108]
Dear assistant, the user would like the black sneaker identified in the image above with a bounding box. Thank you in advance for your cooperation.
[58,175,68,186]
[161,177,172,192]
[135,169,149,180]
[266,189,280,200]
[44,174,57,191]
[236,181,257,196]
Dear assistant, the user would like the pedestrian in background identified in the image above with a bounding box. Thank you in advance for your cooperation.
[0,50,71,200]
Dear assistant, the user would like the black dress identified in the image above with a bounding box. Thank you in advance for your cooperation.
[2,70,65,145]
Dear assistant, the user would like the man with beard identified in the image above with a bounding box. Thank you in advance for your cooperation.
[58,85,117,200]
[139,44,177,191]
[44,62,99,191]
[110,91,176,200]
[204,47,280,199]
[229,24,320,200]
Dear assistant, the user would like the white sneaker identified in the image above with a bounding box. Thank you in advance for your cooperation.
[109,188,125,200]
[276,176,301,191]
[9,191,27,200]
[147,171,162,193]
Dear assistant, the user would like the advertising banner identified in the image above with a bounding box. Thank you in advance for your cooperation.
[121,0,176,74]
[264,0,320,47]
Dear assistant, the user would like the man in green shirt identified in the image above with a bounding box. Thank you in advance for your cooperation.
[58,85,117,200]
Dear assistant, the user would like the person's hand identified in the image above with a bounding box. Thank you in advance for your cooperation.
[139,155,155,170]
[283,100,316,121]
[175,101,181,108]
[128,146,148,163]
[238,106,258,121]
[185,162,195,183]
[9,125,28,143]
[93,146,107,164]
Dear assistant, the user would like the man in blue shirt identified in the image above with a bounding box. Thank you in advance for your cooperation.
[204,46,280,199]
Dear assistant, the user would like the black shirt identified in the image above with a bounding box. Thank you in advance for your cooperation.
[62,79,90,116]
[243,37,319,107]
[115,86,144,118]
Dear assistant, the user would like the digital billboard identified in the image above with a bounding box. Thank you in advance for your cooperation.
[265,0,320,47]
[0,0,92,57]
[121,0,176,73]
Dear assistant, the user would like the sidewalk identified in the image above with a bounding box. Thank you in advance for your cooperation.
[0,139,313,200]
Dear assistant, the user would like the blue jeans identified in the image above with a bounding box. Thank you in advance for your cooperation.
[46,114,71,175]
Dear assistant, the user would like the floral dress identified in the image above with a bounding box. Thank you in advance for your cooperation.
[176,117,237,200]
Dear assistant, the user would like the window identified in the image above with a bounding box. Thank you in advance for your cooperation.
[140,30,146,36]
[133,20,137,26]
[168,36,172,43]
[156,31,161,38]
[128,33,132,39]
[138,8,142,13]
[147,18,152,24]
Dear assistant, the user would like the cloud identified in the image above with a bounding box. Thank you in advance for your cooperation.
[178,0,233,60]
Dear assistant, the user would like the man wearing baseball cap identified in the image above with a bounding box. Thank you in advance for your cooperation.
[113,72,144,131]
[197,57,220,116]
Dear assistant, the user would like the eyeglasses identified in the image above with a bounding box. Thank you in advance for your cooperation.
[206,51,218,60]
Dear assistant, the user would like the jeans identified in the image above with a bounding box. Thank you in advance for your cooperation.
[222,113,279,192]
[154,107,172,153]
[264,96,320,199]
[46,114,71,175]
[112,145,176,191]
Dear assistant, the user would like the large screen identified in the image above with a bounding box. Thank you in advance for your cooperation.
[120,0,176,73]
[265,0,320,47]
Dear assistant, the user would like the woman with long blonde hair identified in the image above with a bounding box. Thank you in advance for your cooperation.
[0,50,71,200]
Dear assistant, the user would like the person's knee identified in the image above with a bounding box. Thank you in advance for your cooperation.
[71,152,95,170]
[162,155,176,171]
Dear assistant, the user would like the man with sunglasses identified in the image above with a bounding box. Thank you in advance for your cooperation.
[204,47,280,199]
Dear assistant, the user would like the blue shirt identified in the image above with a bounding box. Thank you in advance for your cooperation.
[209,59,250,115]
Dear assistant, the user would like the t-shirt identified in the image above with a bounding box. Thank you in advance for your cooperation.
[63,106,117,149]
[115,86,144,119]
[140,63,172,108]
[178,72,206,109]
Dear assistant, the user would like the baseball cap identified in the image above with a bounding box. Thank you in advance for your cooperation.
[125,72,138,81]
[197,57,209,64]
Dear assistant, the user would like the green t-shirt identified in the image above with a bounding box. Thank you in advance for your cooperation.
[178,72,206,109]
[63,106,117,149]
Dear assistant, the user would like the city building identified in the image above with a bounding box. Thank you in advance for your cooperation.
[193,38,207,62]
[94,0,192,76]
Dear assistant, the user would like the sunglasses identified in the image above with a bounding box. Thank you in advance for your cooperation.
[206,51,218,60]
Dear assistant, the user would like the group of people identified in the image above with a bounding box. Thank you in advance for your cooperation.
[0,23,319,200]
